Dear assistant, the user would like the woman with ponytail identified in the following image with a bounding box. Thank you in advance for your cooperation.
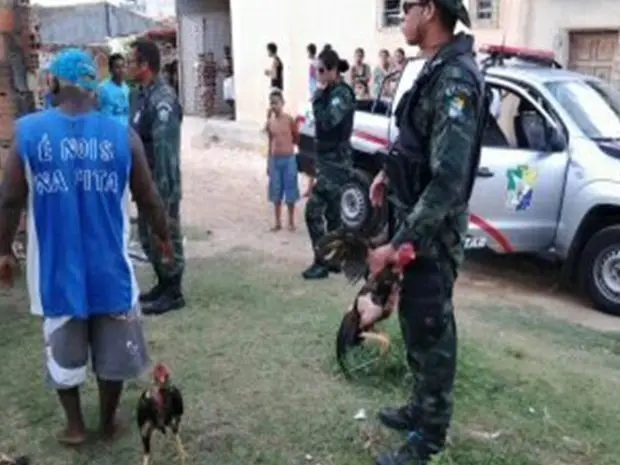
[302,48,356,280]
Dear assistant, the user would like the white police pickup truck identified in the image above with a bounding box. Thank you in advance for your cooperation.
[296,44,620,316]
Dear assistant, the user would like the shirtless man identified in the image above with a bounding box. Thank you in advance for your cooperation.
[265,90,300,231]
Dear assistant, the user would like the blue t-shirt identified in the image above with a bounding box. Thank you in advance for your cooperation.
[44,92,54,109]
[97,79,130,126]
[15,108,139,319]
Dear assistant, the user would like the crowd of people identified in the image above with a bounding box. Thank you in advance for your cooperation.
[0,0,488,464]
[262,41,407,102]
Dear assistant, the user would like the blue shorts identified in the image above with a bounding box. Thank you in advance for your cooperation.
[268,155,300,204]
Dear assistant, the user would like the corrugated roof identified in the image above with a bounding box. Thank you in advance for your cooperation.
[34,1,161,46]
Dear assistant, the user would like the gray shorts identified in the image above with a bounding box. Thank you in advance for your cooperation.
[42,304,150,390]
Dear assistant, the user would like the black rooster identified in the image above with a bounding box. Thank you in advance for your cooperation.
[136,363,186,465]
[316,230,415,377]
[0,454,29,465]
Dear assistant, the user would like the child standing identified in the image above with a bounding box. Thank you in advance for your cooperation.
[265,90,300,231]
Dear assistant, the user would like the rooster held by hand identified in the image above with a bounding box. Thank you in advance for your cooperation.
[316,230,415,377]
[137,363,186,465]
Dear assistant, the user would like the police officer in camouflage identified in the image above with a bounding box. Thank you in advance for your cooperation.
[367,1,487,463]
[129,39,186,315]
[302,48,356,280]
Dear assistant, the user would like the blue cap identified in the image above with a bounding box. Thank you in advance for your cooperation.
[49,48,99,91]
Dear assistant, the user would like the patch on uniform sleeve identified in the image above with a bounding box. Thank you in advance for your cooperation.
[443,83,474,122]
[156,102,173,122]
[447,92,467,120]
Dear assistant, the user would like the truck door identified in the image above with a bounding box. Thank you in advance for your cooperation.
[468,77,569,253]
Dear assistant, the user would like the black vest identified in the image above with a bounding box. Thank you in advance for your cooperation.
[384,50,488,213]
[314,82,355,155]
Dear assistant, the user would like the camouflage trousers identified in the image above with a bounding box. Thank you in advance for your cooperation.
[138,201,185,281]
[304,164,349,250]
[398,257,457,451]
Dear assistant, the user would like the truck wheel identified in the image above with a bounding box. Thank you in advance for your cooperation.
[340,180,371,231]
[579,225,620,316]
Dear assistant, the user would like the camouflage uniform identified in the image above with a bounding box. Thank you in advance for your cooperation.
[303,80,355,280]
[130,76,185,314]
[376,5,486,465]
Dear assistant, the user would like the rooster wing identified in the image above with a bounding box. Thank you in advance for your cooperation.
[315,229,371,283]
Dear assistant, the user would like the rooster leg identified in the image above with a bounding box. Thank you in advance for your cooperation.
[140,422,153,465]
[170,421,188,464]
[173,433,188,464]
[360,331,391,355]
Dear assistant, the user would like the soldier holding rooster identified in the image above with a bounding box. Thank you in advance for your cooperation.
[366,1,487,464]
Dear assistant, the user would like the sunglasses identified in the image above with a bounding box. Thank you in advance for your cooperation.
[402,1,426,15]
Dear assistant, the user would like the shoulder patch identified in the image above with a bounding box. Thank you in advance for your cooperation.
[442,81,476,121]
[447,92,467,119]
[156,101,173,122]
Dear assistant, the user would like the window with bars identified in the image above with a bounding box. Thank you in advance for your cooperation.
[475,0,495,20]
[382,0,401,27]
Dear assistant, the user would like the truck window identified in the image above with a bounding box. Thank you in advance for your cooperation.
[485,84,551,152]
[545,79,620,140]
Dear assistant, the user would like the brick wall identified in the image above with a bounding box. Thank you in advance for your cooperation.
[0,0,39,176]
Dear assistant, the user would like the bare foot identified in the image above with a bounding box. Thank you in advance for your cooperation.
[100,416,127,443]
[270,225,282,232]
[57,427,88,447]
[287,224,296,232]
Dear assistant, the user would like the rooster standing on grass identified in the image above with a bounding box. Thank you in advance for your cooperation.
[137,363,187,465]
[315,231,416,376]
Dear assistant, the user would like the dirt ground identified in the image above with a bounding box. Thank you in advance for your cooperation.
[178,117,620,332]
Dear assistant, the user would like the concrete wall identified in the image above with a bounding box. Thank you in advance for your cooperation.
[224,0,532,122]
[182,0,619,122]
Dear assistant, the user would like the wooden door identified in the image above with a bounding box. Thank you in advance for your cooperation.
[568,31,619,83]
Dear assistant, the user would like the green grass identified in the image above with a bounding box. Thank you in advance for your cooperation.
[1,248,619,465]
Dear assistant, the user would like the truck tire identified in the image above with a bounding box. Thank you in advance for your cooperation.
[579,225,620,316]
[339,169,388,238]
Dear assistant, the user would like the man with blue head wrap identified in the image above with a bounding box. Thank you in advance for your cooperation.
[0,48,173,445]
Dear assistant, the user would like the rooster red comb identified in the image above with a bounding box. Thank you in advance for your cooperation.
[153,362,170,377]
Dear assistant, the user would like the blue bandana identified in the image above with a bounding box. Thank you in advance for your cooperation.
[49,48,99,92]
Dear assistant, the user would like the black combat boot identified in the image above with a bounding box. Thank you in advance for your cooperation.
[376,431,444,465]
[302,258,330,280]
[327,263,341,274]
[142,275,186,315]
[139,276,165,303]
[377,404,419,431]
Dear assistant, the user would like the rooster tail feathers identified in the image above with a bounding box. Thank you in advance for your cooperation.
[335,309,362,378]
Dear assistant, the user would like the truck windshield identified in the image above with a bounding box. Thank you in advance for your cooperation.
[545,79,620,140]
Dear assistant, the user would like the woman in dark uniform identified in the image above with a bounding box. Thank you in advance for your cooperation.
[302,48,356,280]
